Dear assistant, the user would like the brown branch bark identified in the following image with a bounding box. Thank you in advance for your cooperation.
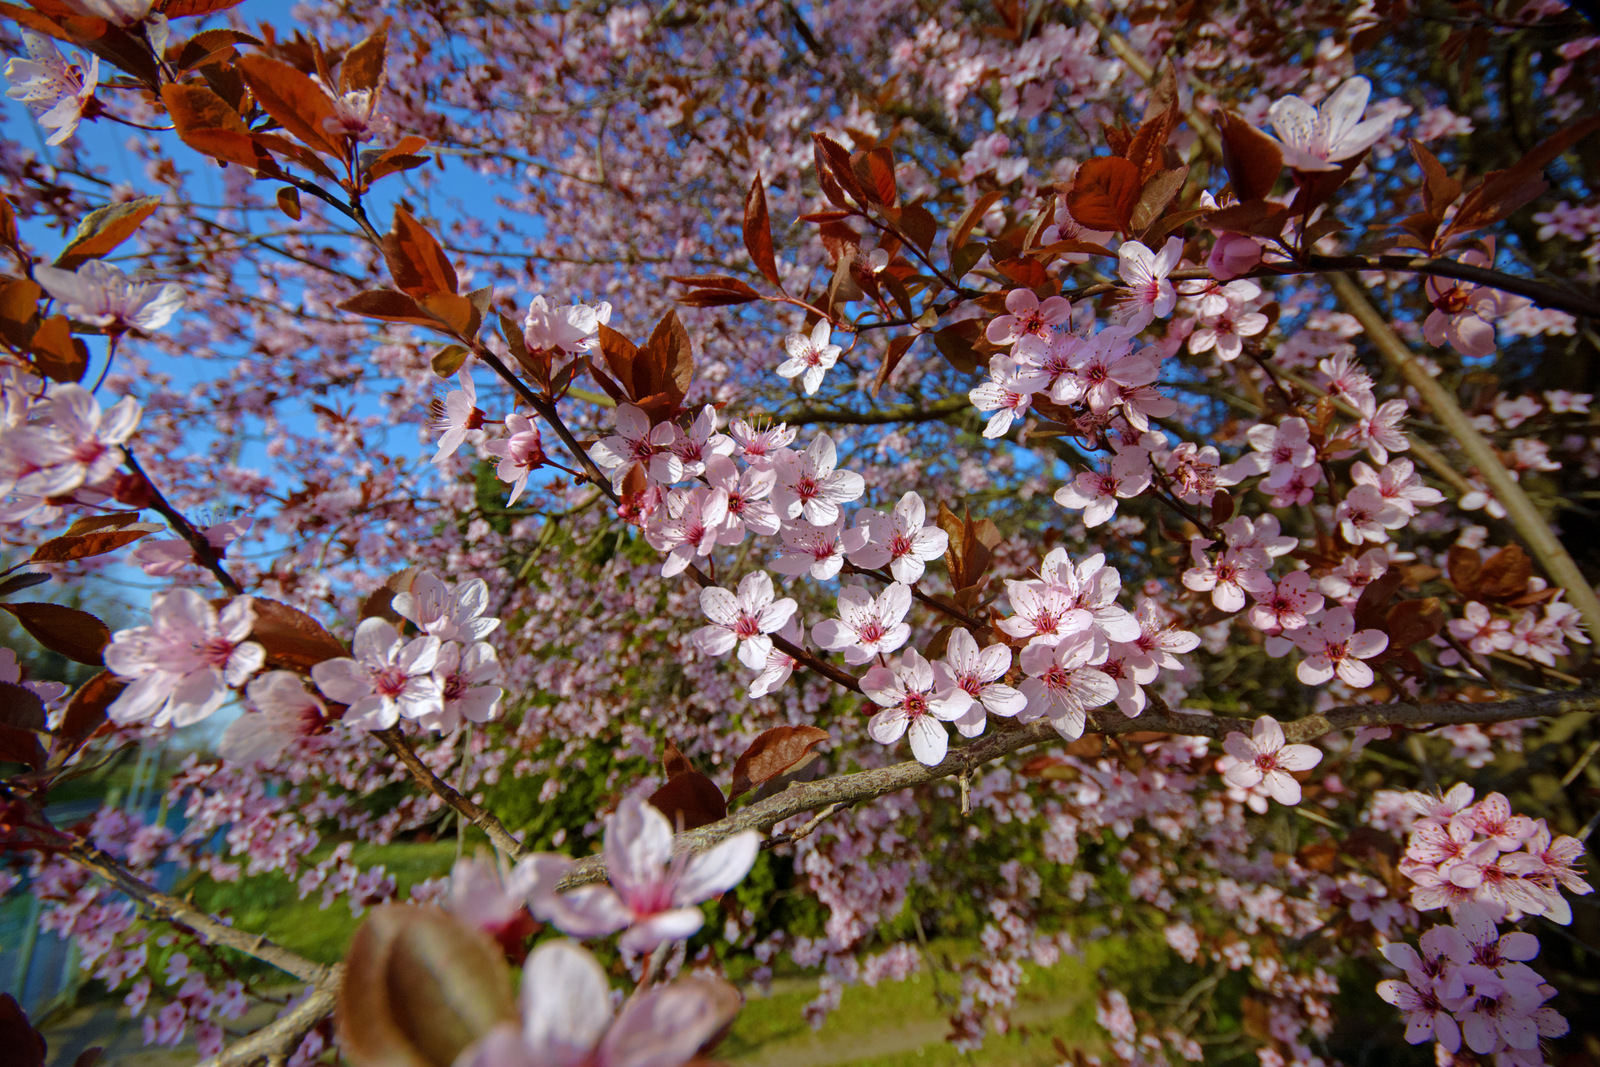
[196,976,341,1067]
[66,840,331,984]
[554,687,1599,890]
[373,726,528,860]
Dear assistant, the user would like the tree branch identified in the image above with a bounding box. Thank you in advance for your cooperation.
[554,687,1599,889]
[195,976,341,1067]
[1330,272,1600,644]
[373,726,528,860]
[65,840,331,984]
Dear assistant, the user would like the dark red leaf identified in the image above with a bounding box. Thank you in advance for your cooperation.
[648,771,726,831]
[729,725,829,800]
[743,173,781,288]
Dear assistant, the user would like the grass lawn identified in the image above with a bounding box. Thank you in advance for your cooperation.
[179,841,1114,1066]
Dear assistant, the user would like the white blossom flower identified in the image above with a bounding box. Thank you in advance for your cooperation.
[33,260,184,333]
[1267,77,1395,171]
[105,591,264,728]
[4,32,98,145]
[311,618,443,729]
[776,319,842,395]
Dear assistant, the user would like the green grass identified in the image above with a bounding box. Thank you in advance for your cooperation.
[185,840,460,965]
[181,841,1121,1065]
[720,938,1124,1066]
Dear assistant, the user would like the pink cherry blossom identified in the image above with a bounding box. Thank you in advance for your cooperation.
[1221,716,1322,806]
[705,455,780,540]
[4,383,140,497]
[844,491,948,583]
[644,487,732,578]
[526,797,758,953]
[1292,607,1389,688]
[391,571,500,643]
[1247,571,1324,654]
[1053,449,1151,527]
[1181,540,1272,612]
[1350,458,1444,516]
[430,370,483,465]
[862,650,972,765]
[218,672,328,764]
[933,629,1026,736]
[4,32,98,145]
[105,591,265,728]
[482,413,547,504]
[1206,233,1263,281]
[129,517,251,578]
[1266,76,1395,170]
[985,289,1071,346]
[422,642,504,732]
[1352,397,1411,465]
[1113,238,1182,329]
[33,261,184,333]
[1017,631,1116,741]
[747,617,804,699]
[813,582,912,665]
[969,354,1049,439]
[769,514,848,580]
[591,404,681,488]
[455,939,738,1067]
[522,295,611,354]
[1335,484,1408,544]
[691,570,798,669]
[997,581,1092,646]
[1448,602,1514,656]
[727,417,796,469]
[771,433,865,526]
[777,319,842,395]
[1130,599,1200,670]
[310,618,443,730]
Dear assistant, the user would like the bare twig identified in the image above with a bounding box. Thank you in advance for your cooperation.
[373,726,527,860]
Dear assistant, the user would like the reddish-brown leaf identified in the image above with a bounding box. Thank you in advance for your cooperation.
[638,310,694,401]
[0,602,109,665]
[1066,156,1141,232]
[56,671,122,751]
[667,275,761,298]
[237,53,343,157]
[1353,570,1406,633]
[158,0,247,16]
[160,83,262,169]
[729,725,829,800]
[648,771,726,830]
[340,19,389,94]
[0,993,47,1067]
[30,315,88,383]
[250,598,347,670]
[662,738,695,780]
[55,196,163,270]
[383,206,458,298]
[1447,545,1482,596]
[1217,110,1283,203]
[1476,545,1532,600]
[857,146,897,206]
[30,523,162,563]
[993,257,1048,288]
[742,173,781,288]
[338,290,442,328]
[1386,598,1445,650]
[812,132,867,205]
[948,189,1004,253]
[898,202,938,254]
[1448,115,1600,238]
[1410,140,1461,221]
[1201,199,1291,239]
[932,321,982,375]
[0,681,46,732]
[871,334,917,399]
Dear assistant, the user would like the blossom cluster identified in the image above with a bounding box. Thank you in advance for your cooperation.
[1395,785,1591,924]
[1377,902,1569,1064]
[103,572,506,755]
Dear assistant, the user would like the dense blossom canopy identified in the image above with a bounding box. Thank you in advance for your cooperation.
[0,1,1597,1066]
